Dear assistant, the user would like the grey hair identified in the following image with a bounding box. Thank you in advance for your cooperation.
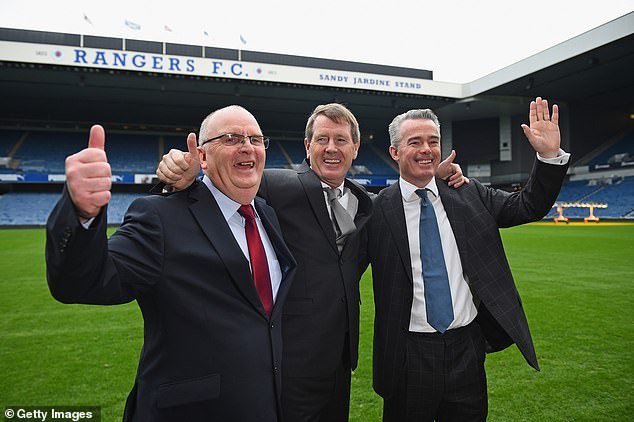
[198,105,251,146]
[388,109,441,149]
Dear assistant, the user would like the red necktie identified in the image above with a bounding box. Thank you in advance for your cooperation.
[238,204,273,317]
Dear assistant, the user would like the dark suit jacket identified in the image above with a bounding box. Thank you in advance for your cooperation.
[45,182,296,422]
[364,159,568,399]
[258,160,373,377]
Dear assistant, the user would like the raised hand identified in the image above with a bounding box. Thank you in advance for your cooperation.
[156,133,201,191]
[438,150,470,188]
[521,97,561,158]
[65,125,112,221]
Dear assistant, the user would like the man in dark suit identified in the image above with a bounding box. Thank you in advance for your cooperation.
[257,104,373,421]
[157,103,373,421]
[45,105,296,421]
[363,97,569,421]
[155,103,465,421]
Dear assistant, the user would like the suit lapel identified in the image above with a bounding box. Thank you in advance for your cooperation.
[437,180,469,264]
[381,182,414,285]
[187,183,267,317]
[297,163,339,254]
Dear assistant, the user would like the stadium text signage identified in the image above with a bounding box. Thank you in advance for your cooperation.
[0,41,462,98]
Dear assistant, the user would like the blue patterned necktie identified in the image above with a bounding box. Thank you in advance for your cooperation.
[416,188,454,333]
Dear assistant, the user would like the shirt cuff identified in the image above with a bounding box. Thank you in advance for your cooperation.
[536,149,570,165]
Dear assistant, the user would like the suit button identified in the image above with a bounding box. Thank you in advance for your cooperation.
[270,322,275,329]
[273,366,279,373]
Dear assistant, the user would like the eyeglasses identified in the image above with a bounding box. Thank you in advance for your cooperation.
[201,133,270,149]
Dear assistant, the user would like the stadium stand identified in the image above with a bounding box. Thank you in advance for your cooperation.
[586,176,634,218]
[2,126,631,226]
[0,129,21,155]
[278,140,306,165]
[265,141,291,168]
[106,133,159,174]
[0,129,22,173]
[0,192,60,225]
[354,143,398,177]
[163,134,190,155]
[13,131,86,173]
[546,176,634,220]
[0,192,145,226]
[6,129,160,175]
[588,132,634,171]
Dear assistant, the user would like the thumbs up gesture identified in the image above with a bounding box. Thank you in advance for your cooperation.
[156,132,201,191]
[65,125,112,220]
[438,150,470,188]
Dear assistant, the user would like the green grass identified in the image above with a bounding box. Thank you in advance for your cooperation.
[1,224,633,421]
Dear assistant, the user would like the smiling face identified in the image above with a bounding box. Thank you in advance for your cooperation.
[304,114,359,188]
[389,118,441,187]
[198,106,265,204]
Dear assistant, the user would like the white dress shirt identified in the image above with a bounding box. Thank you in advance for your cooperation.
[400,177,477,333]
[202,175,283,301]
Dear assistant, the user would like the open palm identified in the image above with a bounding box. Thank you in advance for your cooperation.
[521,97,561,158]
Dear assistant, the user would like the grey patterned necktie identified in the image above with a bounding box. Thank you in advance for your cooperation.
[325,187,356,252]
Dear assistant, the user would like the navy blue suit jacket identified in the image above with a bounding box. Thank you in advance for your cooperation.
[46,182,296,421]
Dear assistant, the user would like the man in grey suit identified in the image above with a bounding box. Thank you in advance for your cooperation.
[46,106,296,421]
[363,97,569,421]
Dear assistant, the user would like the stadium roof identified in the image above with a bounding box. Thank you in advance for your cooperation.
[0,12,632,140]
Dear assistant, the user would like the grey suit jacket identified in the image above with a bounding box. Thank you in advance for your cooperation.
[364,159,568,399]
[46,182,296,421]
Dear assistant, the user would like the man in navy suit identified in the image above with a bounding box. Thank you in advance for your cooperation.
[45,105,296,421]
[363,97,569,421]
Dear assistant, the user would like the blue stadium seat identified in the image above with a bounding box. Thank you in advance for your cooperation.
[0,129,23,156]
[14,132,86,173]
[9,130,161,174]
[588,133,634,170]
[106,134,159,174]
[0,192,146,226]
[546,176,634,219]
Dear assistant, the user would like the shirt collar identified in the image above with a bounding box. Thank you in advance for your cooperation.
[320,180,346,194]
[202,175,256,222]
[399,177,438,202]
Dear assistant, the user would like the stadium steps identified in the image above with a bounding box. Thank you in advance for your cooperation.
[368,143,399,174]
[575,128,633,166]
[275,141,294,168]
[7,130,28,158]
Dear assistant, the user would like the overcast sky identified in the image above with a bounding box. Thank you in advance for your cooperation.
[1,0,632,83]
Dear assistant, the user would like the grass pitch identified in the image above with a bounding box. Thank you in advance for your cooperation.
[1,223,633,421]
